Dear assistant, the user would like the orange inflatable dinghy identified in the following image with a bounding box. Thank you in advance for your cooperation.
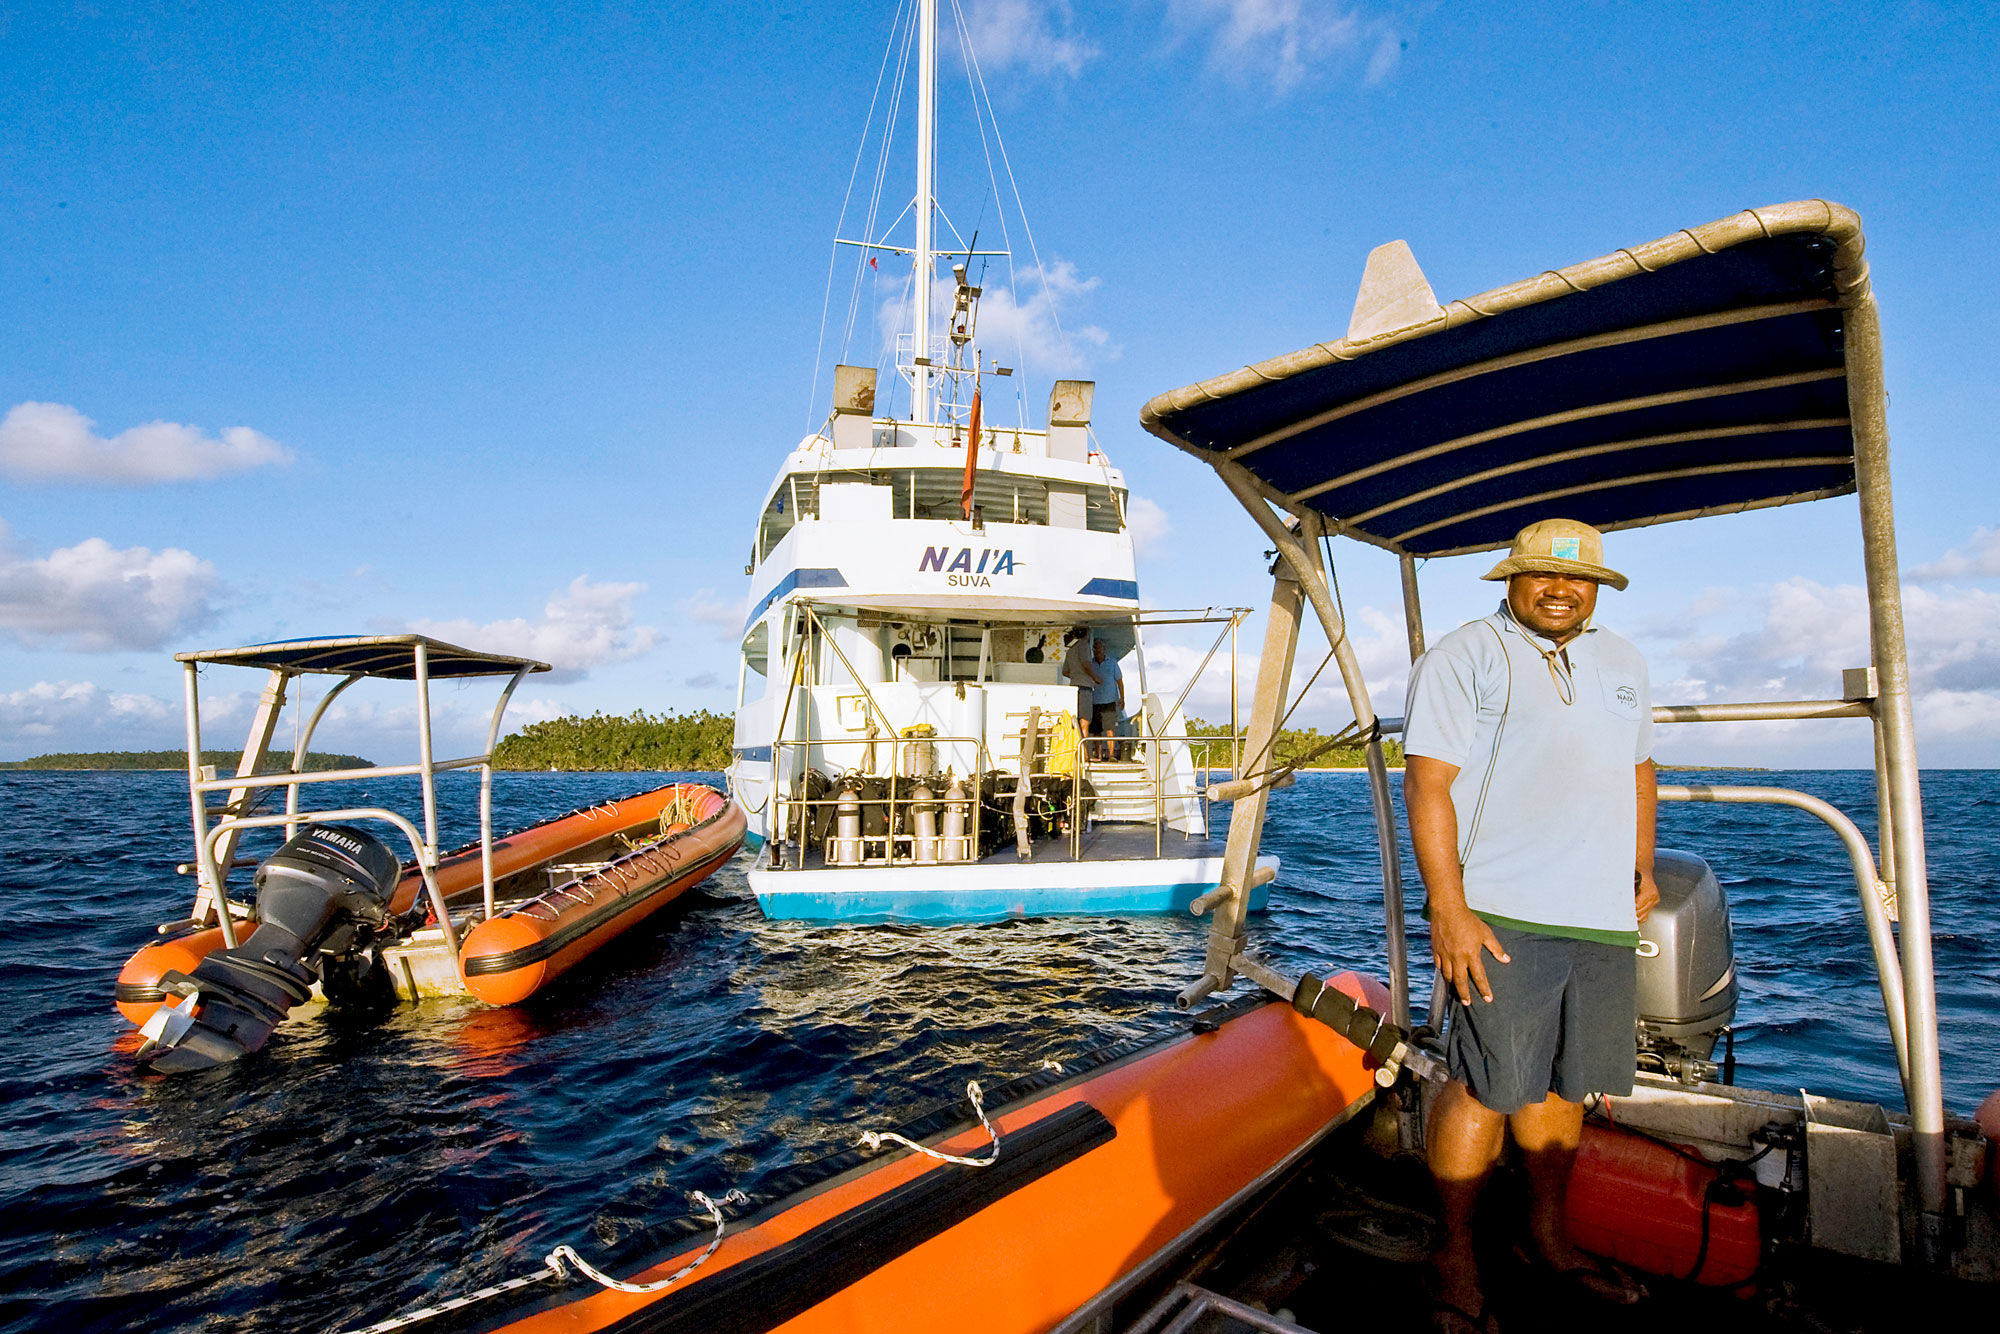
[116,784,741,1024]
[409,978,1392,1334]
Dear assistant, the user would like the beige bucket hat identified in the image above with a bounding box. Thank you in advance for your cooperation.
[1481,518,1629,591]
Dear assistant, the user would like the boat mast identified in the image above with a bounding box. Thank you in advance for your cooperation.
[911,0,937,424]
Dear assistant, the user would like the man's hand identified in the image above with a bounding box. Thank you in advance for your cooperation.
[1433,902,1510,1005]
[1635,867,1659,923]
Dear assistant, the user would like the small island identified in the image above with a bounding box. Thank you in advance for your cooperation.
[0,750,374,772]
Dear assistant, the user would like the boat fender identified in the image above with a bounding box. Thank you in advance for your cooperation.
[1290,971,1410,1081]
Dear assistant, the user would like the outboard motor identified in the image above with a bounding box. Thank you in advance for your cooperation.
[1635,848,1739,1084]
[138,824,403,1073]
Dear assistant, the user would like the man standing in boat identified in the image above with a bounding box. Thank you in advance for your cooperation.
[1062,625,1102,745]
[1402,518,1656,1330]
[1090,636,1126,760]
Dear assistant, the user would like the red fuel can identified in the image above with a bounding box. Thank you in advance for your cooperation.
[1565,1122,1762,1285]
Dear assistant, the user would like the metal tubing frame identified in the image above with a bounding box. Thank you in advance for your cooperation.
[1217,462,1412,1027]
[204,667,291,918]
[284,673,363,840]
[479,666,534,921]
[1845,284,1945,1222]
[182,663,237,949]
[1659,783,1908,1087]
[202,809,459,957]
[1179,555,1306,1009]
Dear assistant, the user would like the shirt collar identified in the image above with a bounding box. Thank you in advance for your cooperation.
[1493,599,1596,650]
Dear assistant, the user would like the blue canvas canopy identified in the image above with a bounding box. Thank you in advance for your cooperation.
[1141,201,1872,558]
[177,634,550,680]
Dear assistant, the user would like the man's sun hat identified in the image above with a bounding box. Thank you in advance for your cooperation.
[1481,518,1629,591]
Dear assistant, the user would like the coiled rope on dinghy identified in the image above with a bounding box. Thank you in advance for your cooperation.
[857,1080,1000,1167]
[339,1188,745,1334]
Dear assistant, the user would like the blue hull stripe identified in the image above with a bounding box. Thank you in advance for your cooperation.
[1077,577,1140,600]
[733,745,773,763]
[752,881,1269,924]
[744,567,848,633]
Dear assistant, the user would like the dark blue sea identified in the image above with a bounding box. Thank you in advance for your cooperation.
[0,768,1994,1333]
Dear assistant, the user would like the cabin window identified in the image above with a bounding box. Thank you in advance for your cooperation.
[742,621,769,679]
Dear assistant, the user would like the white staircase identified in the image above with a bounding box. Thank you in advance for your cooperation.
[1086,761,1158,823]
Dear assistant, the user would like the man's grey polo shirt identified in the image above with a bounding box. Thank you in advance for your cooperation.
[1403,603,1652,946]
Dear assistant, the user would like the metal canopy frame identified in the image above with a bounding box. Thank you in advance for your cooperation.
[179,635,550,954]
[1141,201,1948,1244]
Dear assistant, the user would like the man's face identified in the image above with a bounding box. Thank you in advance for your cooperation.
[1093,640,1107,662]
[1507,572,1599,641]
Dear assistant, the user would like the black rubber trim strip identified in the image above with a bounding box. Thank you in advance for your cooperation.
[459,841,736,976]
[601,1102,1117,1334]
[115,981,166,1004]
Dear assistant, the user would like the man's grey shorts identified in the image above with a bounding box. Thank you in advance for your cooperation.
[1444,923,1637,1115]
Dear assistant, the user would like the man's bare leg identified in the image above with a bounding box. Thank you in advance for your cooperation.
[1511,1091,1643,1302]
[1428,1079,1506,1317]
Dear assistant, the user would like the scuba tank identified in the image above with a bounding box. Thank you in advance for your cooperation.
[941,774,970,863]
[830,779,864,866]
[910,781,938,863]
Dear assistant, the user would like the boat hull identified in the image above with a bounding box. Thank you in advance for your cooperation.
[485,979,1387,1334]
[748,852,1278,923]
[458,786,746,1004]
[115,783,732,1024]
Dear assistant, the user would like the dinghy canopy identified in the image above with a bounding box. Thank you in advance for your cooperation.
[176,634,551,679]
[1140,200,1872,557]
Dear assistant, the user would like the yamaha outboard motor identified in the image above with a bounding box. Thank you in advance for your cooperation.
[1634,848,1739,1084]
[138,825,403,1073]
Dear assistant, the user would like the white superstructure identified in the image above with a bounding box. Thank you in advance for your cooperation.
[726,0,1271,922]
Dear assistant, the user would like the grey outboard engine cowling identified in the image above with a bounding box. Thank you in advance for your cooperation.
[1634,848,1738,1084]
[139,825,402,1073]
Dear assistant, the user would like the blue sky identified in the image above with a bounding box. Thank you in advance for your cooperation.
[4,0,1997,767]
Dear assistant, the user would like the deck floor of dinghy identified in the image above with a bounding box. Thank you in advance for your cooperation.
[1125,1120,1998,1334]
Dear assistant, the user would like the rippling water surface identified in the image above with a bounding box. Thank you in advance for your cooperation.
[1,767,1994,1333]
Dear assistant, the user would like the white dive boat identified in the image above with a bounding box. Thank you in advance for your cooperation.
[727,1,1270,924]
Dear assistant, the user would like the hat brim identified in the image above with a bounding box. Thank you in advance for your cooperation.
[1482,555,1629,592]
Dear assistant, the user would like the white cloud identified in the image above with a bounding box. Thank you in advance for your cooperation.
[0,680,180,755]
[1127,496,1171,556]
[1642,576,2000,764]
[0,401,291,485]
[1169,0,1405,93]
[961,0,1097,77]
[877,261,1112,384]
[0,522,223,650]
[409,576,662,684]
[678,588,743,638]
[1908,526,2000,582]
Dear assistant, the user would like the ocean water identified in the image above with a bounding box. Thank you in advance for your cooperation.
[0,767,1994,1333]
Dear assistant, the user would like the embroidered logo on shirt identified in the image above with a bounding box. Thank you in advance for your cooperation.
[1552,536,1581,559]
[1616,685,1638,707]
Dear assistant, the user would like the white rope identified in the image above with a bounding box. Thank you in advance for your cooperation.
[343,1188,747,1333]
[545,1189,749,1295]
[857,1080,999,1167]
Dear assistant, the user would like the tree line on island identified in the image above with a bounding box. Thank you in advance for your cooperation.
[3,713,1400,775]
[0,750,374,771]
[490,711,1398,772]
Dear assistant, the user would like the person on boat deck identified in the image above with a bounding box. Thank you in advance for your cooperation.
[1090,638,1126,760]
[1402,518,1656,1331]
[1062,625,1102,741]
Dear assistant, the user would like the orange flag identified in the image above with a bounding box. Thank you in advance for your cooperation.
[961,383,982,518]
